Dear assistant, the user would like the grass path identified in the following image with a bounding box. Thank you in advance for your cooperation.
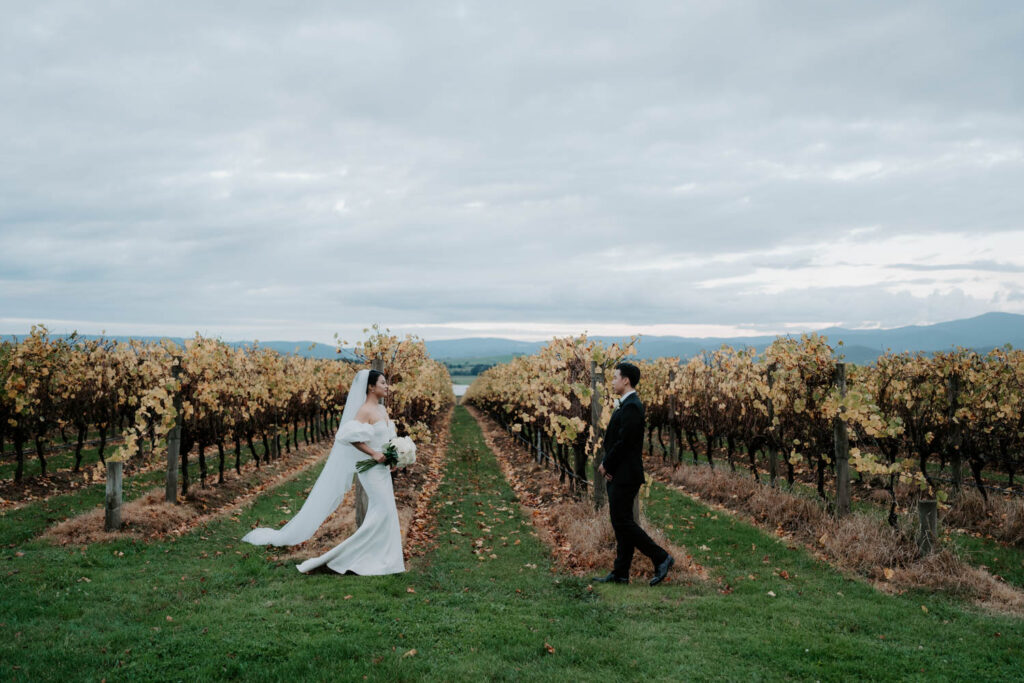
[1,406,1022,680]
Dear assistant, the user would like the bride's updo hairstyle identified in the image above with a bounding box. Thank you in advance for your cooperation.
[367,369,385,392]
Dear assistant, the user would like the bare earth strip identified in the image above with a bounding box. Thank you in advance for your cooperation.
[466,405,705,584]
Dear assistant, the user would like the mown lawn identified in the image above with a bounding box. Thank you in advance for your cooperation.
[1,406,1021,681]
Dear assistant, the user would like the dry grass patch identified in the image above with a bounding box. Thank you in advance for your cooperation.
[944,490,1024,547]
[547,498,692,578]
[823,515,919,576]
[41,489,198,545]
[893,550,1024,612]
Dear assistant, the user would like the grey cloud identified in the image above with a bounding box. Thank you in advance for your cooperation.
[887,261,1024,273]
[2,1,1024,341]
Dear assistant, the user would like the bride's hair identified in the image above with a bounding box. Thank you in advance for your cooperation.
[367,369,385,392]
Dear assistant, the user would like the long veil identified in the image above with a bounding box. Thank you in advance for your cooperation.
[241,369,369,546]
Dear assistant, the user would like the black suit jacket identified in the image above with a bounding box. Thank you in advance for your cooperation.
[601,392,645,487]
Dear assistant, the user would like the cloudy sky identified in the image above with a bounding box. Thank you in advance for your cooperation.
[3,1,1023,343]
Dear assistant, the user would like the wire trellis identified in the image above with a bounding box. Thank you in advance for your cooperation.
[846,420,1024,498]
[1,435,126,457]
[499,421,593,489]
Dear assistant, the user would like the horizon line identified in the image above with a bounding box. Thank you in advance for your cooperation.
[0,311,1016,345]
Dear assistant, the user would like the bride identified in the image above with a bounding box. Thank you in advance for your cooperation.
[241,368,405,576]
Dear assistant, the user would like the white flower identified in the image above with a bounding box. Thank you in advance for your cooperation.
[389,436,417,468]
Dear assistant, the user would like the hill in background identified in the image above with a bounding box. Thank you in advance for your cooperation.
[5,313,1023,376]
[428,312,1024,373]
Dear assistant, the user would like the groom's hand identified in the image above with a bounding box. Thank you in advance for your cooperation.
[598,463,612,481]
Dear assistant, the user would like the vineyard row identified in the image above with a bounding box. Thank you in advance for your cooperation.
[1,326,454,497]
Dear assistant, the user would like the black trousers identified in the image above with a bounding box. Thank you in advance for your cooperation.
[608,479,668,578]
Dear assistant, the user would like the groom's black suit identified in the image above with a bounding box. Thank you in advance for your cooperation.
[602,391,668,578]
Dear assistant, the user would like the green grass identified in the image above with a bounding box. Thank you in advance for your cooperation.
[449,374,478,385]
[1,407,1022,681]
[948,531,1024,589]
[0,431,122,481]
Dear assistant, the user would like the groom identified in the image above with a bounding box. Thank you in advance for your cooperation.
[594,362,674,586]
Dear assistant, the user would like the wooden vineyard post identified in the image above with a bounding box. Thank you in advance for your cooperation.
[917,499,938,555]
[166,361,184,504]
[946,373,963,496]
[668,368,678,463]
[834,363,851,517]
[766,366,778,488]
[355,359,383,527]
[105,460,123,531]
[590,361,607,509]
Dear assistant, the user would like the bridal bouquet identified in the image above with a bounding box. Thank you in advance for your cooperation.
[356,436,417,473]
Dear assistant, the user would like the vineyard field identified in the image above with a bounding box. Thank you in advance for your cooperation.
[1,407,1020,680]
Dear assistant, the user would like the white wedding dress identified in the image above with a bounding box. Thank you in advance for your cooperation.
[296,418,405,575]
[241,369,405,576]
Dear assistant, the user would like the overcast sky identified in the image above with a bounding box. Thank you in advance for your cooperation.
[3,1,1023,343]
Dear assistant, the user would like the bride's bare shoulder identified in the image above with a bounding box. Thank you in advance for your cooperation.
[354,403,379,424]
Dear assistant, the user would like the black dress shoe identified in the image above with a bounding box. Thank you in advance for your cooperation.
[592,572,629,584]
[649,554,674,586]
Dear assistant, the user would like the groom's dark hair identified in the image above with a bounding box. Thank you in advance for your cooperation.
[615,361,640,388]
[367,369,385,391]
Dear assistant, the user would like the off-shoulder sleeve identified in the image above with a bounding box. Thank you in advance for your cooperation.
[335,420,375,444]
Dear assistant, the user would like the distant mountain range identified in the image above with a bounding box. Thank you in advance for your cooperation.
[424,312,1024,365]
[5,312,1023,366]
